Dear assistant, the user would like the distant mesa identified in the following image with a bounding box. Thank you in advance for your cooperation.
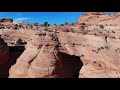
[77,12,120,25]
[0,18,13,23]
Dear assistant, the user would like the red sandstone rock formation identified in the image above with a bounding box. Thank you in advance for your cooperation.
[57,31,120,78]
[9,31,63,78]
[77,12,112,25]
[78,12,120,26]
[9,31,83,78]
[3,12,120,78]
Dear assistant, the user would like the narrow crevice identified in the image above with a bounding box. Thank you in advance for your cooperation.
[28,49,41,68]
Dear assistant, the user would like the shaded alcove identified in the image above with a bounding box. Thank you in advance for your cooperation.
[9,46,25,64]
[7,46,25,78]
[57,52,83,78]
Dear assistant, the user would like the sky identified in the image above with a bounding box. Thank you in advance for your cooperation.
[0,12,115,24]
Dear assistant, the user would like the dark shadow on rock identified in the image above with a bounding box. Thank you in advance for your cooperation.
[2,46,25,78]
[57,52,83,78]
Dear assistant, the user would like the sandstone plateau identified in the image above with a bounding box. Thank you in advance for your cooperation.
[1,12,120,78]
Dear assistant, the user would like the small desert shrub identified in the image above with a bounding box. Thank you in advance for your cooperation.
[111,37,116,39]
[112,31,115,33]
[94,33,97,36]
[81,22,86,26]
[11,43,15,45]
[101,47,104,49]
[14,24,18,29]
[60,24,64,26]
[64,29,69,32]
[0,27,5,29]
[26,26,28,28]
[80,25,85,30]
[16,38,23,45]
[44,22,48,27]
[48,24,50,27]
[72,43,75,45]
[99,24,104,29]
[7,27,10,29]
[80,22,86,30]
[98,48,101,51]
[99,31,102,34]
[93,61,97,63]
[81,54,85,57]
[65,22,69,25]
[104,46,110,50]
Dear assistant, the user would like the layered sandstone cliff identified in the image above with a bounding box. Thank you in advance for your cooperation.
[9,31,60,78]
[77,12,119,25]
[7,12,120,78]
[58,31,120,78]
[9,30,120,78]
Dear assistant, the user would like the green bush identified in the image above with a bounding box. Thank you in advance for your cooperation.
[81,22,86,26]
[99,24,104,29]
[16,38,23,45]
[48,24,50,27]
[44,22,48,27]
[14,24,18,29]
[65,22,69,25]
[104,46,110,50]
[60,24,64,26]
